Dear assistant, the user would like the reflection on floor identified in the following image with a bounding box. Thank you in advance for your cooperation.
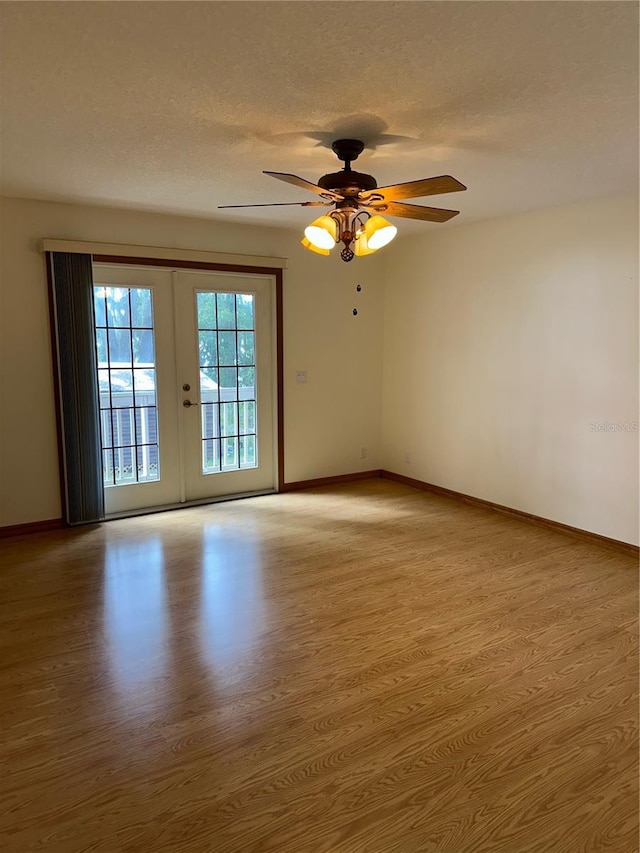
[0,480,637,852]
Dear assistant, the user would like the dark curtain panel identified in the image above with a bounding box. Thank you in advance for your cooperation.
[49,252,105,524]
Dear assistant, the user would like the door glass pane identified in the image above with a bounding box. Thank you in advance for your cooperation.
[236,295,254,330]
[133,330,154,364]
[221,437,238,470]
[216,293,236,329]
[238,366,255,401]
[197,292,216,329]
[94,285,160,486]
[108,328,132,366]
[218,331,237,366]
[110,370,133,407]
[238,401,255,435]
[111,408,135,447]
[130,289,152,328]
[201,403,219,439]
[239,435,256,469]
[95,328,108,363]
[203,439,220,471]
[220,402,237,437]
[219,367,237,401]
[237,331,254,365]
[199,331,217,367]
[200,368,219,402]
[196,291,257,474]
[94,290,107,327]
[106,287,130,327]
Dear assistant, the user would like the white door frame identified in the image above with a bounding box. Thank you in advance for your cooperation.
[91,254,284,510]
[174,269,277,502]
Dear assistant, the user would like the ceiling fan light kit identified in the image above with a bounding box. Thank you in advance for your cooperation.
[300,236,331,256]
[363,215,398,249]
[304,215,338,250]
[353,232,376,257]
[219,138,467,262]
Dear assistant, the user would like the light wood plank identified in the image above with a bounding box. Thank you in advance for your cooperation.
[0,481,637,852]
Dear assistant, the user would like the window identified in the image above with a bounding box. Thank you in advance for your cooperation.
[94,286,160,486]
[196,291,257,473]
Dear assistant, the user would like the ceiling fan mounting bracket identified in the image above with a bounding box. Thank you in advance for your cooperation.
[331,138,365,167]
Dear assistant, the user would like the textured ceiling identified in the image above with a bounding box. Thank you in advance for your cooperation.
[0,2,637,231]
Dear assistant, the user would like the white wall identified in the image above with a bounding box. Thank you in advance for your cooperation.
[0,197,384,526]
[381,195,639,545]
[2,194,637,545]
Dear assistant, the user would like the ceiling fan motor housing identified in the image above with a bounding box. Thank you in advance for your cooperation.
[319,138,377,197]
[318,170,378,196]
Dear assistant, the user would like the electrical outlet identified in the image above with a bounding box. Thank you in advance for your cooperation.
[295,371,307,385]
[404,451,412,464]
[360,446,368,459]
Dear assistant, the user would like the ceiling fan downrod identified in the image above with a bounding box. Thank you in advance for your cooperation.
[331,138,365,171]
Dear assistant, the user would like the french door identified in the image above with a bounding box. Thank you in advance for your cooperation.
[93,264,276,514]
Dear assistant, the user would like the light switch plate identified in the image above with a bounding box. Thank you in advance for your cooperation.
[296,371,307,384]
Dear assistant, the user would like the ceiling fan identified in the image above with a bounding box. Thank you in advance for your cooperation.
[219,139,467,261]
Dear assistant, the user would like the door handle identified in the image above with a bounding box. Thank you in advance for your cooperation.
[183,399,199,408]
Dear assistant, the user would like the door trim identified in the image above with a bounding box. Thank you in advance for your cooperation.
[104,487,278,521]
[91,255,285,492]
[41,239,287,269]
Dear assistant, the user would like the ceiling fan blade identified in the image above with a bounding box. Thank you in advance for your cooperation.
[218,201,331,209]
[362,175,466,202]
[263,171,343,201]
[379,201,460,222]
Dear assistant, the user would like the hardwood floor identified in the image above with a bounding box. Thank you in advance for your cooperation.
[0,480,637,852]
